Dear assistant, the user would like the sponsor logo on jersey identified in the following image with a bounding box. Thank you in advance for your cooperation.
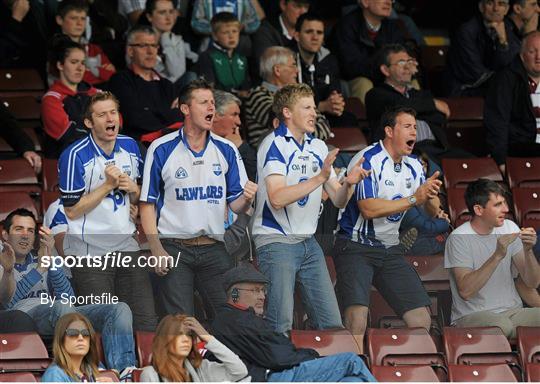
[175,167,188,179]
[405,177,412,189]
[394,163,401,173]
[122,165,131,176]
[385,180,394,186]
[297,177,309,207]
[193,160,204,166]
[175,186,224,201]
[213,163,222,176]
[387,194,404,222]
[312,161,319,173]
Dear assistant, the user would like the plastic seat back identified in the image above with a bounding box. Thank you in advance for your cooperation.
[506,157,540,188]
[290,328,362,356]
[442,158,502,189]
[448,363,517,382]
[136,331,155,367]
[371,365,440,382]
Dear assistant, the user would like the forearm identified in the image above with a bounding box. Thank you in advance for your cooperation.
[515,276,540,307]
[424,196,441,217]
[455,254,503,300]
[0,271,15,305]
[229,195,251,214]
[140,202,165,253]
[326,179,353,209]
[64,183,114,220]
[268,175,325,210]
[521,249,540,288]
[359,197,412,220]
[129,186,141,204]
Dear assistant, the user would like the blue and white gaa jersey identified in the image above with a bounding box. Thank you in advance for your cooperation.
[58,134,142,256]
[140,129,247,240]
[43,198,68,237]
[337,141,425,247]
[252,123,335,248]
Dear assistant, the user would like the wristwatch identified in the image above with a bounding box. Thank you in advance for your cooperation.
[407,195,417,206]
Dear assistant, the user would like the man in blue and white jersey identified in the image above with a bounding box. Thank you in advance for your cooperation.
[252,83,370,334]
[335,106,442,351]
[58,91,157,331]
[140,78,257,318]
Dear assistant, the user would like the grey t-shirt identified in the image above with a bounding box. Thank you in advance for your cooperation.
[444,220,523,323]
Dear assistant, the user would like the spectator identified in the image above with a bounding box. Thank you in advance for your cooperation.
[251,83,370,334]
[366,44,472,162]
[244,46,330,148]
[507,0,539,39]
[53,0,116,86]
[58,92,157,332]
[145,0,198,88]
[1,208,137,376]
[212,90,256,182]
[42,313,111,382]
[444,179,540,337]
[444,0,520,97]
[211,264,376,382]
[42,39,98,159]
[294,12,357,127]
[0,103,41,173]
[252,0,310,76]
[141,314,248,382]
[332,0,406,103]
[484,31,540,174]
[140,79,257,319]
[195,12,251,95]
[108,25,182,144]
[335,106,441,351]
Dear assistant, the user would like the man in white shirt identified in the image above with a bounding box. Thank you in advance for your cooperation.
[445,178,540,337]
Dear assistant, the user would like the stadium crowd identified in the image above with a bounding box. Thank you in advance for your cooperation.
[0,0,540,382]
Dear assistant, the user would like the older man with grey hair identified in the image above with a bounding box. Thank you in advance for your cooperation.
[243,46,330,148]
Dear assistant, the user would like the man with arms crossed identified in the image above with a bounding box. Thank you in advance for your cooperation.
[335,106,442,351]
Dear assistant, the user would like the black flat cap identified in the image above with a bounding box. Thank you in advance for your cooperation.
[222,264,269,291]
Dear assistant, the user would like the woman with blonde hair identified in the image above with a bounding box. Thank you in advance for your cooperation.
[42,312,111,382]
[141,315,249,382]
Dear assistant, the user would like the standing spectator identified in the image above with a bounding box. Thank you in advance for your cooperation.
[53,0,116,86]
[507,0,539,38]
[244,46,330,147]
[145,0,198,88]
[484,31,540,174]
[332,0,406,103]
[58,92,157,332]
[252,83,370,334]
[444,0,520,97]
[140,79,257,319]
[41,39,98,159]
[335,106,441,351]
[108,25,182,143]
[196,12,251,95]
[444,179,540,337]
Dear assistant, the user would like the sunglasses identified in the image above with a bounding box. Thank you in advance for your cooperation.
[65,328,91,338]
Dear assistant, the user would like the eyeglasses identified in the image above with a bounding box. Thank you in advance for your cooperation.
[236,287,267,295]
[129,43,159,49]
[389,59,416,67]
[65,328,91,338]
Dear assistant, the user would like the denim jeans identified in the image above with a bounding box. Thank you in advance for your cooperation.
[268,352,376,382]
[257,236,342,334]
[27,302,136,371]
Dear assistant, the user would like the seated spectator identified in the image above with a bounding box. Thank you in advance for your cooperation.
[294,12,357,127]
[252,0,310,77]
[1,208,137,376]
[108,25,182,144]
[444,0,520,97]
[335,106,441,351]
[332,0,406,103]
[507,0,539,39]
[42,39,99,159]
[244,46,330,147]
[485,31,540,174]
[42,313,113,382]
[145,0,198,88]
[53,0,116,87]
[444,179,540,338]
[196,12,251,95]
[211,264,376,382]
[366,44,472,163]
[0,102,41,173]
[141,314,249,382]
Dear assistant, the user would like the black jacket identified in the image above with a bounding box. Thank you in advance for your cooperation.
[484,56,538,165]
[332,8,405,80]
[296,46,342,104]
[0,103,34,157]
[365,82,448,147]
[211,304,319,382]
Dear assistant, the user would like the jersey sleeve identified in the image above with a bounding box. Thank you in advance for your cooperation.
[140,141,163,204]
[354,157,377,200]
[225,144,248,203]
[261,141,287,180]
[58,149,86,207]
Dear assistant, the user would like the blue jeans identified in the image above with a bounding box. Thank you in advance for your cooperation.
[27,302,136,371]
[257,237,342,334]
[268,352,376,382]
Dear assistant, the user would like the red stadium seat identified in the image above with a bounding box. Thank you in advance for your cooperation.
[290,329,362,356]
[441,158,503,189]
[132,369,144,382]
[344,97,366,121]
[516,327,540,366]
[0,372,37,382]
[0,191,39,223]
[0,333,50,373]
[446,188,471,228]
[371,364,440,382]
[326,127,368,153]
[405,254,449,292]
[0,158,40,193]
[95,333,105,366]
[506,157,540,188]
[512,188,540,228]
[1,96,41,121]
[0,69,44,98]
[41,190,60,214]
[98,370,119,382]
[136,331,155,367]
[42,159,59,192]
[443,97,484,121]
[447,363,517,382]
[525,363,540,382]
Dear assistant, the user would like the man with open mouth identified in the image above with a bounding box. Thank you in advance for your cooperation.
[334,105,443,352]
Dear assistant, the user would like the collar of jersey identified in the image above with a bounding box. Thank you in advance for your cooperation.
[179,128,211,158]
[276,122,314,151]
[89,134,120,160]
[14,252,37,272]
[378,139,403,165]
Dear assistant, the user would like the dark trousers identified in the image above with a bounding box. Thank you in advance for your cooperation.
[0,310,37,333]
[71,251,158,331]
[159,240,234,320]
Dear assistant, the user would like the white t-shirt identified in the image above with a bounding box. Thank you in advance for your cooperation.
[444,220,524,323]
